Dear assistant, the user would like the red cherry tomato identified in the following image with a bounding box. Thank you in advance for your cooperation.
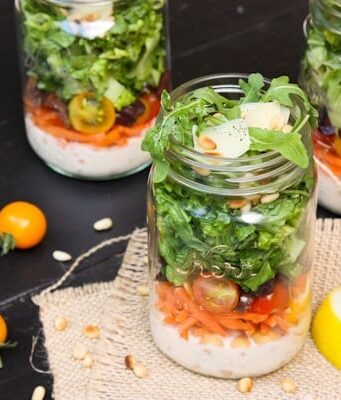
[192,276,240,313]
[251,281,290,314]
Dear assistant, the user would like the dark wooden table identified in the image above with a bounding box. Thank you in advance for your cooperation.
[0,1,335,398]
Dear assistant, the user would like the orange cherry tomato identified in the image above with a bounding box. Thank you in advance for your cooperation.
[334,135,341,158]
[0,201,47,249]
[251,281,290,314]
[0,315,8,343]
[69,93,116,135]
[192,275,240,313]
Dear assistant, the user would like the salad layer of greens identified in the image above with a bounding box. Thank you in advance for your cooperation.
[20,0,166,109]
[143,74,316,293]
[301,18,341,129]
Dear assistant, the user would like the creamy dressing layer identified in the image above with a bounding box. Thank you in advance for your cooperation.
[150,307,310,379]
[25,115,152,179]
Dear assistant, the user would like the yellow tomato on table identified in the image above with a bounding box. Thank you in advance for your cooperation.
[0,315,8,343]
[0,201,47,249]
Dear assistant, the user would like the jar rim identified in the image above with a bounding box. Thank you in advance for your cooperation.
[41,0,113,6]
[161,73,312,196]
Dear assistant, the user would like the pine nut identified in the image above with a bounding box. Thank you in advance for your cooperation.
[281,377,297,393]
[252,328,281,344]
[271,114,285,130]
[93,217,113,231]
[54,316,68,331]
[137,285,149,296]
[125,354,137,370]
[237,377,253,393]
[31,386,46,400]
[260,193,280,204]
[230,335,250,348]
[200,334,224,347]
[241,201,251,213]
[204,150,222,156]
[83,324,100,339]
[282,124,293,133]
[133,363,149,378]
[228,199,248,209]
[193,166,211,177]
[52,250,72,262]
[198,134,217,150]
[83,354,94,368]
[73,344,88,360]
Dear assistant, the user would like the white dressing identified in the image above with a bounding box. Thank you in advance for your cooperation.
[194,119,250,158]
[240,101,290,130]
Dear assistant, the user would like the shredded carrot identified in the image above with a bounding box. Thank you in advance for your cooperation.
[154,282,291,341]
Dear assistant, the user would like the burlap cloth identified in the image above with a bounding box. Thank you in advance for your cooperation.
[33,220,341,400]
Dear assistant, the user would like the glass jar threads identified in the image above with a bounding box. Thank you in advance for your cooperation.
[16,0,169,179]
[300,0,341,213]
[145,74,317,378]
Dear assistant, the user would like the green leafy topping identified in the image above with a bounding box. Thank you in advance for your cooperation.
[0,233,15,256]
[142,73,317,182]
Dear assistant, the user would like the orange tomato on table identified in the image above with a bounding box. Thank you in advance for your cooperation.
[0,315,8,343]
[0,201,47,249]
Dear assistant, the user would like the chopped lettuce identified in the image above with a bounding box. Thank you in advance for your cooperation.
[20,0,166,104]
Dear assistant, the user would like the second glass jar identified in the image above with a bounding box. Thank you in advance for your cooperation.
[147,75,316,378]
[16,0,169,179]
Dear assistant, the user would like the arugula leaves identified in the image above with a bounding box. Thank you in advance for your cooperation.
[239,73,265,103]
[249,127,309,168]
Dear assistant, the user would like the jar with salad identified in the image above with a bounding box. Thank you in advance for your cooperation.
[143,74,317,378]
[15,0,169,179]
[300,0,341,213]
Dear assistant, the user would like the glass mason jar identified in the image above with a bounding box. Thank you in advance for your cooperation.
[147,74,317,379]
[15,0,170,180]
[300,0,341,213]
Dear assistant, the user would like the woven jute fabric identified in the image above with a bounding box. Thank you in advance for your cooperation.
[33,221,341,400]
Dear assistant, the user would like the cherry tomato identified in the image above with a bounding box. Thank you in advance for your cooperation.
[192,276,240,313]
[0,315,8,343]
[135,93,160,125]
[69,93,116,135]
[0,201,47,249]
[251,281,290,314]
[334,135,341,158]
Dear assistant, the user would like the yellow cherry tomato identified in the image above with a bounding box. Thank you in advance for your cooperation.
[0,315,8,343]
[334,135,341,158]
[69,93,116,135]
[0,201,47,249]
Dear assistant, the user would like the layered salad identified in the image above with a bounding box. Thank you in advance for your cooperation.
[143,74,317,378]
[301,16,341,213]
[19,0,167,178]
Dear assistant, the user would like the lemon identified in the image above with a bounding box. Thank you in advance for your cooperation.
[311,286,341,369]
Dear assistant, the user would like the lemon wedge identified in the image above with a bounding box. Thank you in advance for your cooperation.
[311,286,341,369]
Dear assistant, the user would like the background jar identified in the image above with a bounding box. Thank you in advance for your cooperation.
[300,0,341,214]
[15,0,170,180]
[147,74,317,379]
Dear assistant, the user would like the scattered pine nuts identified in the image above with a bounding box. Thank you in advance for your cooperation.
[260,193,280,204]
[198,134,217,150]
[228,199,248,209]
[83,324,100,339]
[54,316,68,331]
[73,343,88,360]
[52,250,72,262]
[281,377,297,394]
[31,386,46,400]
[133,363,148,379]
[83,353,94,368]
[137,285,149,296]
[124,354,137,370]
[93,217,113,232]
[237,377,253,393]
